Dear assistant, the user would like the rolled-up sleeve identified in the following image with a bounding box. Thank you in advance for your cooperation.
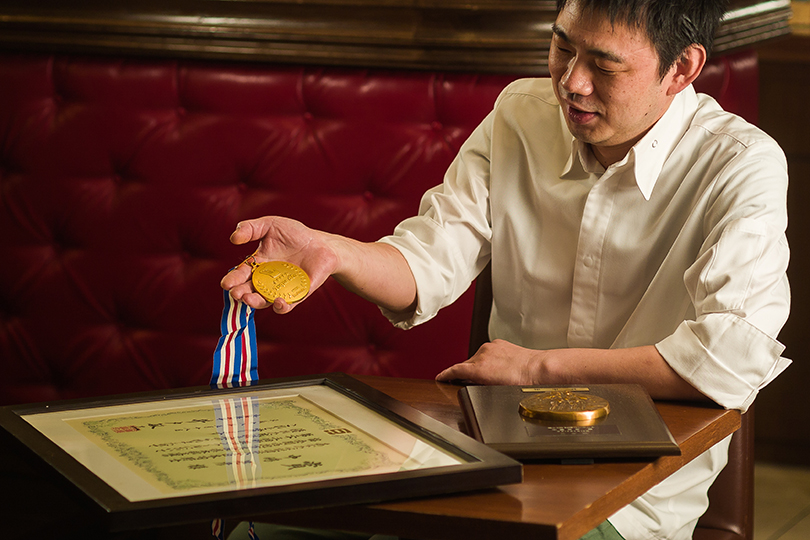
[658,314,789,412]
[656,141,791,412]
[377,112,495,329]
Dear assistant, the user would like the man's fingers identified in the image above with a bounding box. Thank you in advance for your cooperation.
[220,263,253,290]
[231,287,272,310]
[229,217,282,246]
[436,362,474,382]
[221,216,321,314]
[241,292,297,313]
[229,220,258,245]
[223,274,304,313]
[272,297,293,314]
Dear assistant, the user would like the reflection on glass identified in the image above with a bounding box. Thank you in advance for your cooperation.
[25,386,464,502]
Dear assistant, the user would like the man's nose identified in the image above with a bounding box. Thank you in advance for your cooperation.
[560,58,594,96]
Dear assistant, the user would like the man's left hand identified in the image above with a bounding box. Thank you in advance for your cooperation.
[435,339,543,385]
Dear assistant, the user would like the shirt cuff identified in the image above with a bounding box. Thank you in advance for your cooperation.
[656,313,790,412]
[375,228,450,330]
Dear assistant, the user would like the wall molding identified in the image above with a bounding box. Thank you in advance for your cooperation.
[0,0,793,73]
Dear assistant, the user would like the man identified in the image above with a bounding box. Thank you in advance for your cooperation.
[223,0,790,538]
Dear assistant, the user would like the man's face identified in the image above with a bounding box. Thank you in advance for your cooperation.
[549,1,677,166]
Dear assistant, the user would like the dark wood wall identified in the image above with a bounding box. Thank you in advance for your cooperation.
[755,32,810,466]
[0,0,793,74]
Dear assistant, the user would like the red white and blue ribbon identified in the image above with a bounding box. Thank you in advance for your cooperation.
[212,290,259,389]
[210,395,262,540]
[211,288,261,539]
[214,395,262,487]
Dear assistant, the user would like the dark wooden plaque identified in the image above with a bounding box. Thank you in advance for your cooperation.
[459,384,680,460]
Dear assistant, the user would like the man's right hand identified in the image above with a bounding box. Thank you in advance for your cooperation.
[220,216,339,313]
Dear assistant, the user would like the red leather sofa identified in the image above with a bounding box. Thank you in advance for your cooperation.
[0,49,759,406]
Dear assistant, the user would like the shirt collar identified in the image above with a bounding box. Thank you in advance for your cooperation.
[560,85,698,200]
[629,84,697,200]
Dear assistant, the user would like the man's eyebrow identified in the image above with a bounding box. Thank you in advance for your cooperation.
[551,24,626,65]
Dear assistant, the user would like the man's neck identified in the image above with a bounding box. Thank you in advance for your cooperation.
[590,142,632,169]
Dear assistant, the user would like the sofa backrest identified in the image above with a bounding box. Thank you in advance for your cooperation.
[0,50,758,405]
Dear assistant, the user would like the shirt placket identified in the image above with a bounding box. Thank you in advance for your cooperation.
[567,172,618,348]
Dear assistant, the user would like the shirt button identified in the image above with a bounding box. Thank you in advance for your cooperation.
[652,140,659,148]
[583,256,594,267]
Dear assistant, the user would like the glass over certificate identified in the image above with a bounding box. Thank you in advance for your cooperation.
[0,374,521,531]
[23,384,462,501]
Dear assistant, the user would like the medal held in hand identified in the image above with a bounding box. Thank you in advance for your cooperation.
[245,257,311,304]
[519,390,610,424]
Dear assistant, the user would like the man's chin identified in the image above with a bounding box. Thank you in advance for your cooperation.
[566,124,605,146]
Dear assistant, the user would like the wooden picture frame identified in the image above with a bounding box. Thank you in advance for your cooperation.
[0,373,521,532]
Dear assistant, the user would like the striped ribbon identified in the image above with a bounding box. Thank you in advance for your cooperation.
[211,289,261,539]
[214,396,262,488]
[211,289,259,389]
[211,518,259,540]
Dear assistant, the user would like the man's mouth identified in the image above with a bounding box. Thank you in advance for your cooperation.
[566,104,598,124]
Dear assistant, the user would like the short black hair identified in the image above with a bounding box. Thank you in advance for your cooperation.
[556,0,728,79]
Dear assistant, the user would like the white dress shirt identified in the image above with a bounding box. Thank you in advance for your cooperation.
[378,78,790,540]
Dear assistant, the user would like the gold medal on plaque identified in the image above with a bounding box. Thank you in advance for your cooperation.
[519,390,610,424]
[244,257,310,304]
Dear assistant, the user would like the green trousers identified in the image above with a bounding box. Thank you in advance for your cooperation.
[227,520,624,540]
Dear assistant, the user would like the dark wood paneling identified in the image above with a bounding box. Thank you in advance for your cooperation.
[755,32,810,466]
[0,0,792,73]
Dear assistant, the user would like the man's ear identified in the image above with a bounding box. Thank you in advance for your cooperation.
[666,44,706,95]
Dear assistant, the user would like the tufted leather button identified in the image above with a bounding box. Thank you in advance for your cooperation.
[431,121,443,131]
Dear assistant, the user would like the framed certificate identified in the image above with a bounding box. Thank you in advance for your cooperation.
[0,373,521,532]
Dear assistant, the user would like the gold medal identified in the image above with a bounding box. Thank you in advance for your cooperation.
[244,257,310,304]
[519,390,610,424]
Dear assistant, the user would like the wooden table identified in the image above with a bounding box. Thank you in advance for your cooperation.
[1,375,739,540]
[264,376,740,540]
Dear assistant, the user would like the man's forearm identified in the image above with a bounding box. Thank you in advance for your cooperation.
[330,236,418,315]
[536,345,708,402]
[221,216,417,314]
[438,340,710,403]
